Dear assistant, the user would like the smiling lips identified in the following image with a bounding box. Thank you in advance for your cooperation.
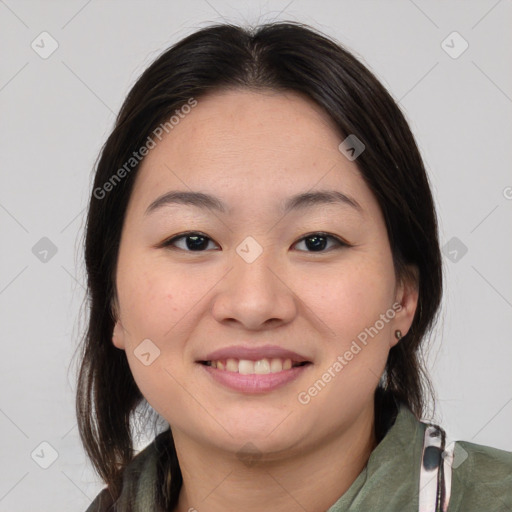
[203,357,306,375]
[199,344,311,374]
[197,345,312,392]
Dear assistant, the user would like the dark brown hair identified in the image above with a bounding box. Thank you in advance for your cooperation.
[74,20,442,509]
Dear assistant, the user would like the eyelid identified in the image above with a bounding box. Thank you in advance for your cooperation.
[159,231,219,250]
[293,232,352,252]
[159,231,353,252]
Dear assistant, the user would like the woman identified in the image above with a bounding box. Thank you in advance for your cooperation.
[77,21,512,512]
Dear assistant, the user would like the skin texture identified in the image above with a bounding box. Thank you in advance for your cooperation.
[112,89,419,512]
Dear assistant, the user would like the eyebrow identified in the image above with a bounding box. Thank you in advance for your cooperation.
[145,189,362,216]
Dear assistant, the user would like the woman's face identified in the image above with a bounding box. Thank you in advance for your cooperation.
[112,89,418,458]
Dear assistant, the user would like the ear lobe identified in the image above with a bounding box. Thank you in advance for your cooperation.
[112,320,126,350]
[391,265,419,347]
[110,294,126,350]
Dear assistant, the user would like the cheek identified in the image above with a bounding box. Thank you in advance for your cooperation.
[117,256,197,341]
[124,352,197,431]
[116,258,199,421]
[295,256,395,402]
[298,257,395,339]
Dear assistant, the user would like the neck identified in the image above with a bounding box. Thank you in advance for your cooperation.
[173,401,377,512]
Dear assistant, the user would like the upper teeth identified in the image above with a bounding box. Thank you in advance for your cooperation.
[207,358,294,374]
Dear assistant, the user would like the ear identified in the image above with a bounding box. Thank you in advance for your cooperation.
[112,320,127,350]
[390,264,419,349]
[111,296,126,350]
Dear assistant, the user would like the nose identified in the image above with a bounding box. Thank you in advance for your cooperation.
[210,243,298,331]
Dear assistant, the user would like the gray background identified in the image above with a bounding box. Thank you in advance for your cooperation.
[1,1,511,510]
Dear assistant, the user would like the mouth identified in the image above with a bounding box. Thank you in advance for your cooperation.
[198,358,311,375]
[195,346,313,393]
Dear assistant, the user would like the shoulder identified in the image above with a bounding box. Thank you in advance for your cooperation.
[84,487,115,512]
[84,432,167,511]
[447,439,512,511]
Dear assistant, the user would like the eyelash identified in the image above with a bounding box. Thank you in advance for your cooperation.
[160,231,351,253]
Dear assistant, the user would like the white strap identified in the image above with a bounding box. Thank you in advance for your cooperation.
[418,424,452,512]
[440,441,454,511]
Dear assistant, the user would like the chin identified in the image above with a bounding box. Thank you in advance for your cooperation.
[207,415,306,454]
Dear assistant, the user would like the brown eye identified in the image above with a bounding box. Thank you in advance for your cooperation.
[161,231,350,253]
[162,232,219,251]
[293,232,349,253]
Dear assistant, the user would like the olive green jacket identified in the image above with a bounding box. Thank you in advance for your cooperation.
[86,403,512,511]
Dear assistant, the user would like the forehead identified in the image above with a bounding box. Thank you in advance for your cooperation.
[130,89,372,216]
